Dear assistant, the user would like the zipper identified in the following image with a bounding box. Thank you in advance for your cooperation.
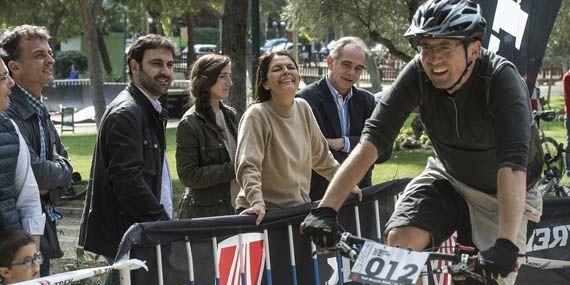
[448,97,461,139]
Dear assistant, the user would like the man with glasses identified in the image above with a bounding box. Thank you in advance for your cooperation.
[1,25,71,277]
[298,37,391,201]
[301,1,543,284]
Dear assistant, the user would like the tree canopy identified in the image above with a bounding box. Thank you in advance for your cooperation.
[283,0,420,62]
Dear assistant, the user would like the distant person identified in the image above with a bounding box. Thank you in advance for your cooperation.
[0,229,42,284]
[176,54,238,218]
[235,51,361,225]
[67,64,79,80]
[0,48,45,244]
[79,34,174,261]
[1,25,73,277]
[298,37,391,201]
[562,69,570,172]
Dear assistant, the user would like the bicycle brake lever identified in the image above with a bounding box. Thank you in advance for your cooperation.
[336,241,359,262]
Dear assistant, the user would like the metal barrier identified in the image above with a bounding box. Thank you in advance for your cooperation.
[113,179,407,284]
[103,178,570,284]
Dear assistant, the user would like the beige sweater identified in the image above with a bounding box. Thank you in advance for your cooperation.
[235,98,340,211]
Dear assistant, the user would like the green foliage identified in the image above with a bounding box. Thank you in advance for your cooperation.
[0,0,83,42]
[194,27,220,44]
[65,247,106,285]
[543,0,570,68]
[282,0,418,61]
[54,51,88,79]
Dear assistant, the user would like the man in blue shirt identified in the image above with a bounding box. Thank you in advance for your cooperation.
[298,36,390,200]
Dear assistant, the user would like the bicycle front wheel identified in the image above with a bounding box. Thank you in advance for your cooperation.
[542,136,560,164]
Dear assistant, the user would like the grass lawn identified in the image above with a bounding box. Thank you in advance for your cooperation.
[59,94,568,208]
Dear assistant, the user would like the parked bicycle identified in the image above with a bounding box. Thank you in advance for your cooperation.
[60,171,89,200]
[533,109,569,197]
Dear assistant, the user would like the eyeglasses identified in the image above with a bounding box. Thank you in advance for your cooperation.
[418,41,463,57]
[11,251,44,267]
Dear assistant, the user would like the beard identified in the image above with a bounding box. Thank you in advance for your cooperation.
[137,66,172,96]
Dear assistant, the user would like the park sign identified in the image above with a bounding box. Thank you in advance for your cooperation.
[478,0,563,93]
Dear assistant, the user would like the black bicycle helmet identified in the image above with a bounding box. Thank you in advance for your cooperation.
[404,0,486,46]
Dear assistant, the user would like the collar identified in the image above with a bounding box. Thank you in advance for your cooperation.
[325,75,353,101]
[8,85,40,120]
[133,82,163,113]
[267,97,295,118]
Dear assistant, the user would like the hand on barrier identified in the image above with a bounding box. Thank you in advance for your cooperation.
[299,207,341,248]
[351,186,363,201]
[240,203,266,225]
[477,238,519,279]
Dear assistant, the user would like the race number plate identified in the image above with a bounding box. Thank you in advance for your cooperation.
[350,240,429,285]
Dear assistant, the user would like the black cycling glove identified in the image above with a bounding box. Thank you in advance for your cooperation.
[477,238,519,279]
[299,207,341,248]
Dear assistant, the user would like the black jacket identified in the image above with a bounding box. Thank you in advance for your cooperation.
[79,83,169,259]
[175,104,238,218]
[298,77,391,201]
[0,113,21,232]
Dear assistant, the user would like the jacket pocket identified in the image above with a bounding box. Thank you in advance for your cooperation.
[142,139,160,175]
[202,143,228,165]
[178,187,233,219]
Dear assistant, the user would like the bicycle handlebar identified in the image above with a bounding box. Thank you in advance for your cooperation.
[318,232,497,285]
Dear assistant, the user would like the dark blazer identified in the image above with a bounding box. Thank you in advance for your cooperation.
[298,77,391,201]
[79,83,170,259]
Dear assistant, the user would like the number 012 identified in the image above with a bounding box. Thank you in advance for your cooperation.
[365,257,419,283]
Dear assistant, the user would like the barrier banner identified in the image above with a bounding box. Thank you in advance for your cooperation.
[517,197,570,284]
[478,0,563,92]
[13,259,146,285]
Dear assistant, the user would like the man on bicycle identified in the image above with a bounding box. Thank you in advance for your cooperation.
[301,0,543,284]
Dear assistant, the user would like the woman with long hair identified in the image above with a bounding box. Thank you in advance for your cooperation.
[176,53,238,218]
[235,51,361,224]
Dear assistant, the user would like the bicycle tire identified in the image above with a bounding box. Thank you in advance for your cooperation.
[542,136,560,165]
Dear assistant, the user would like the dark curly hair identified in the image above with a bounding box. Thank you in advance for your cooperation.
[189,53,231,129]
[0,25,51,75]
[253,51,298,103]
[0,229,35,268]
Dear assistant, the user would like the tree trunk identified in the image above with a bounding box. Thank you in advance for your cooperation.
[185,12,197,78]
[221,0,249,118]
[365,56,382,93]
[97,28,113,77]
[148,10,163,35]
[79,0,106,127]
